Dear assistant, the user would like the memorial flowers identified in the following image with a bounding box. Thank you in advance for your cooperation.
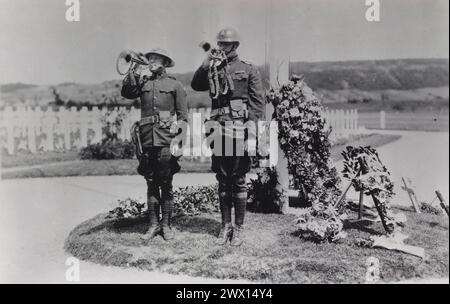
[263,75,344,242]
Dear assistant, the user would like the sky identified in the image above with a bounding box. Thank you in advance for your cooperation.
[0,0,448,85]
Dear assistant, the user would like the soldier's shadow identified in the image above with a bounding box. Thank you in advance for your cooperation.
[171,215,221,237]
[343,219,383,235]
[95,215,221,237]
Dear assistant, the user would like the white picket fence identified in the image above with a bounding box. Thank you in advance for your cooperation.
[0,106,360,155]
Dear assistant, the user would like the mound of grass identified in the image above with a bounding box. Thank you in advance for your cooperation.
[65,208,448,283]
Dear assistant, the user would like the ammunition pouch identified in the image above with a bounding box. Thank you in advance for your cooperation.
[211,99,248,120]
[158,111,176,129]
[229,99,248,119]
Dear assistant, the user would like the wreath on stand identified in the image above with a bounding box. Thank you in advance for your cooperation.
[249,75,344,242]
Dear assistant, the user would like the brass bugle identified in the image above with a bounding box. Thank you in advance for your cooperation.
[116,50,149,76]
[199,41,211,52]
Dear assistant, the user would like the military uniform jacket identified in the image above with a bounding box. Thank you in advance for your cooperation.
[190,53,265,123]
[121,71,188,147]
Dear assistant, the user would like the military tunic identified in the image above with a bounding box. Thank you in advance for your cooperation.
[122,71,188,148]
[191,52,265,176]
[122,70,188,232]
[191,51,265,228]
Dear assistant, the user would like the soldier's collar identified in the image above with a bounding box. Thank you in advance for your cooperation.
[226,51,239,63]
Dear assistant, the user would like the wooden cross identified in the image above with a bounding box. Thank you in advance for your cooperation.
[401,177,421,213]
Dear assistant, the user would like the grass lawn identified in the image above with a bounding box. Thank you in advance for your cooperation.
[1,133,401,179]
[65,207,449,283]
[1,150,80,168]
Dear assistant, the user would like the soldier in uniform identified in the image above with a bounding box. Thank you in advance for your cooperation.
[191,27,265,246]
[121,48,188,241]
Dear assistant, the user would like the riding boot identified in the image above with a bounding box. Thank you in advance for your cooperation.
[160,177,175,241]
[142,178,162,240]
[230,175,247,246]
[216,174,233,244]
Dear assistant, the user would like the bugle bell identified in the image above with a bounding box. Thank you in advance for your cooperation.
[116,50,149,76]
[199,41,212,52]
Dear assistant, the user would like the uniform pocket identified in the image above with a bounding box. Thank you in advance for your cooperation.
[232,71,248,81]
[231,71,248,96]
[156,86,175,109]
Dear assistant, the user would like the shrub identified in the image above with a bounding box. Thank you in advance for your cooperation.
[80,108,136,160]
[173,184,219,216]
[106,184,220,220]
[107,198,146,219]
[247,167,288,213]
[80,139,135,160]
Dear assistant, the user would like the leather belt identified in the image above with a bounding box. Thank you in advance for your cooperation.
[210,106,231,117]
[211,99,248,118]
[140,115,159,126]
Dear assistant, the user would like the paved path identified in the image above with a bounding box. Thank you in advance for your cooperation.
[0,130,448,283]
[0,174,251,284]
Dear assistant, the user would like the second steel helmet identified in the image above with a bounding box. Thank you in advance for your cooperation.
[216,27,240,46]
[145,48,175,67]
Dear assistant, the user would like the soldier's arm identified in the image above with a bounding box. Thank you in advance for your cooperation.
[190,66,210,92]
[121,72,141,99]
[247,66,265,122]
[174,82,189,122]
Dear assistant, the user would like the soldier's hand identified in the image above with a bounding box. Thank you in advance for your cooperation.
[170,143,183,158]
[125,70,139,86]
[169,121,179,135]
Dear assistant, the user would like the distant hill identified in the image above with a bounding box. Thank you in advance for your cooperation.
[0,83,38,94]
[288,58,449,91]
[1,58,448,108]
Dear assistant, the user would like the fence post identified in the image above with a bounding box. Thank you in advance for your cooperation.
[344,110,350,138]
[26,107,37,153]
[59,107,71,150]
[4,107,15,154]
[330,110,337,140]
[79,107,89,148]
[380,110,386,129]
[70,106,79,149]
[91,106,102,144]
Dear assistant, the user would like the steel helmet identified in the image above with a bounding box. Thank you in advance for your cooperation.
[145,48,175,67]
[216,27,240,46]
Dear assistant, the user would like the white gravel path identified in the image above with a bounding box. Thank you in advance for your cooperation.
[0,130,448,284]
